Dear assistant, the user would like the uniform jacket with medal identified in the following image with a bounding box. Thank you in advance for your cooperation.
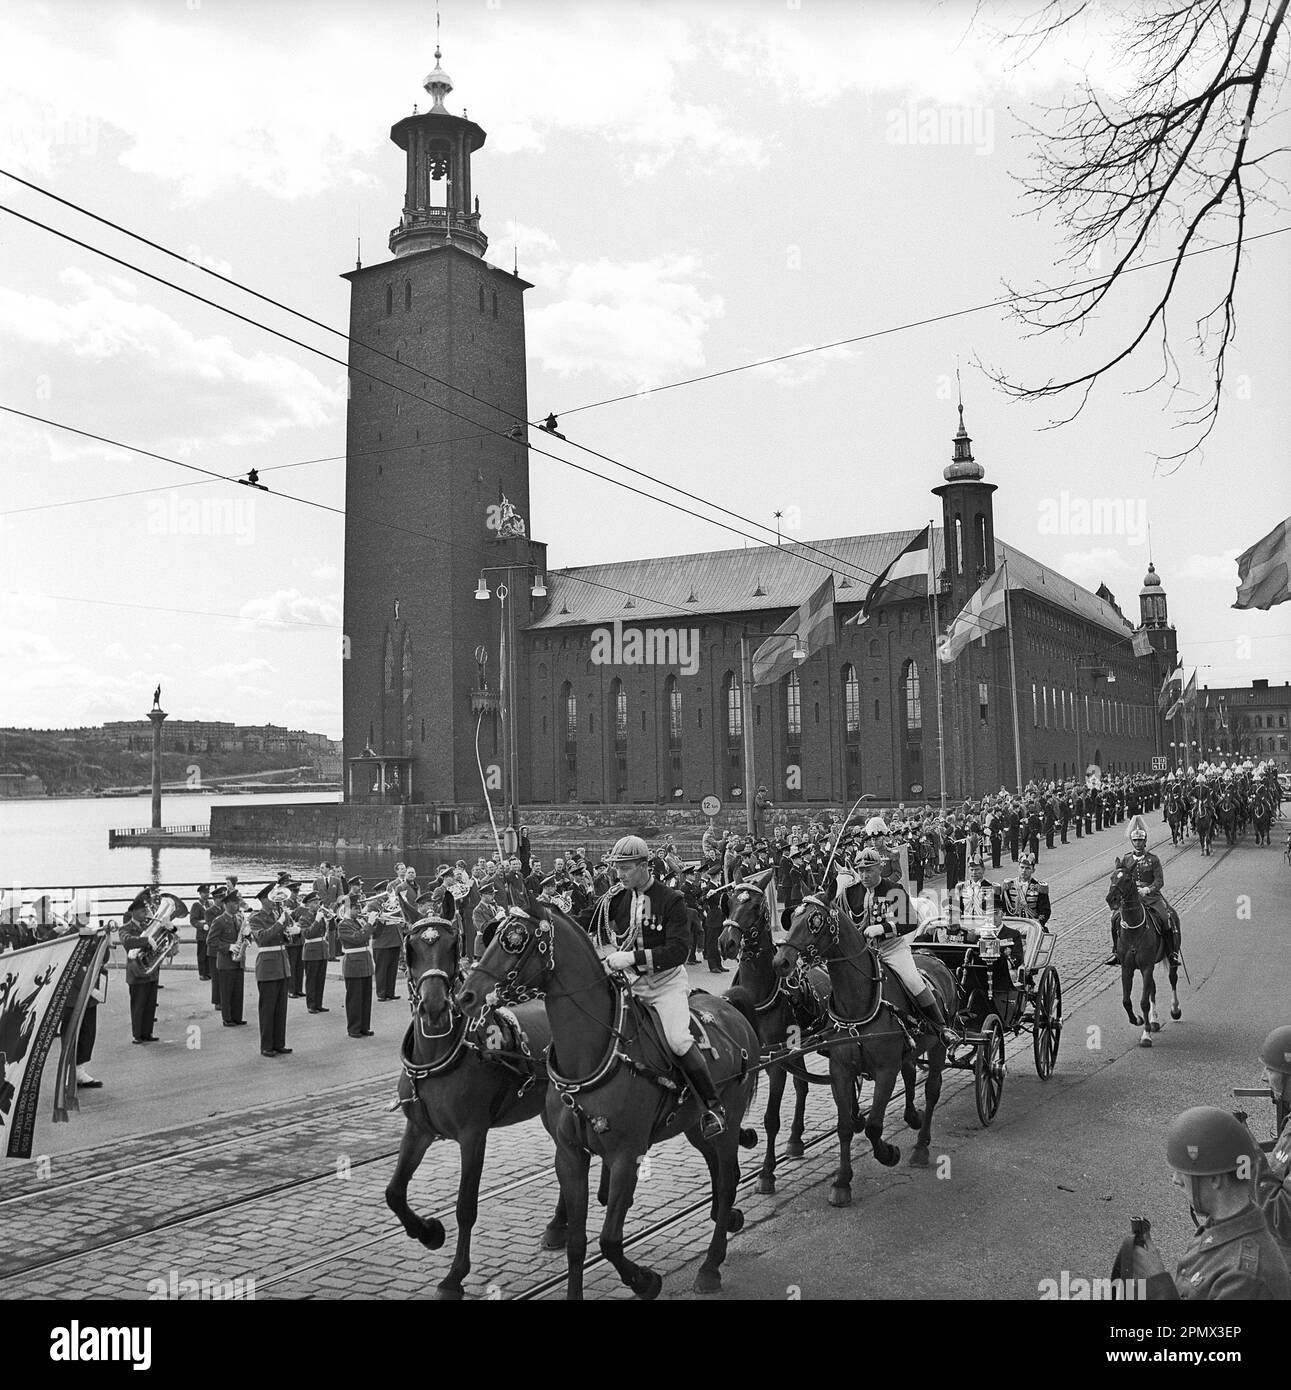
[950,878,997,924]
[1116,849,1164,899]
[603,879,690,974]
[838,877,916,939]
[995,877,1051,925]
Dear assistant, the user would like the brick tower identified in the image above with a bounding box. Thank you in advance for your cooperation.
[341,50,543,813]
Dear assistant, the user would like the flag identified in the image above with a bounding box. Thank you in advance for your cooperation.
[1157,664,1184,713]
[0,932,102,1158]
[752,575,836,686]
[1218,695,1228,731]
[1181,668,1198,707]
[1232,516,1291,610]
[1131,629,1152,658]
[938,566,1009,664]
[846,525,931,627]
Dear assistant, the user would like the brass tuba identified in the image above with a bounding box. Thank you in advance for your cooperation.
[135,896,183,974]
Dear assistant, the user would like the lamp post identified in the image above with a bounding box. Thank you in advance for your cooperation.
[738,629,806,836]
[1073,653,1116,784]
[475,560,546,846]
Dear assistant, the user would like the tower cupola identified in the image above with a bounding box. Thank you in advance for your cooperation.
[1139,562,1168,629]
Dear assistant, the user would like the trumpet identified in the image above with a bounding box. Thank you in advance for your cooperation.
[230,912,252,965]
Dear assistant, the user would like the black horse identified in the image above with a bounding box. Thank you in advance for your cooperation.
[1106,867,1181,1049]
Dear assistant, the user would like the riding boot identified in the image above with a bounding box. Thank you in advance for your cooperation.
[676,1043,726,1139]
[912,985,957,1046]
[1105,923,1119,967]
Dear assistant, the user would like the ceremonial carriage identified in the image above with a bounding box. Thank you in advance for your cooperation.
[911,914,1062,1124]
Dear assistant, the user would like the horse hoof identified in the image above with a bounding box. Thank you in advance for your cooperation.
[1151,1022,1163,1033]
[632,1267,664,1300]
[785,1142,805,1160]
[738,1127,758,1149]
[692,1267,720,1296]
[727,1208,745,1234]
[540,1224,567,1252]
[756,1175,776,1195]
[418,1219,447,1251]
[828,1186,853,1208]
[905,1108,924,1130]
[434,1285,464,1301]
[1170,1007,1181,1021]
[876,1142,900,1168]
[909,1145,930,1168]
[1140,1037,1153,1049]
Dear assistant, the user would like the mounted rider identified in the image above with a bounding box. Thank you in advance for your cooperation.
[1106,815,1179,966]
[838,845,956,1045]
[598,835,727,1140]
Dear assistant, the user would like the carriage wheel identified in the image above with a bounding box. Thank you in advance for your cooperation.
[974,1015,1006,1126]
[1032,968,1062,1080]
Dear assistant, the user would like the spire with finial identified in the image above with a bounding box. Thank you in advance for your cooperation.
[423,9,453,113]
[944,365,984,481]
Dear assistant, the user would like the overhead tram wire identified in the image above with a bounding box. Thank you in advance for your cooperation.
[0,180,894,594]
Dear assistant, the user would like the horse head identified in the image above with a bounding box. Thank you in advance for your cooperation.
[403,916,461,1033]
[1106,865,1139,912]
[773,895,837,978]
[455,904,554,1018]
[718,879,772,962]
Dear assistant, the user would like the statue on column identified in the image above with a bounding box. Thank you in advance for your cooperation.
[152,685,162,710]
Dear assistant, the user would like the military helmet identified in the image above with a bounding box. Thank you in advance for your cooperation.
[1165,1106,1257,1176]
[606,835,650,864]
[1258,1025,1291,1075]
[857,846,886,867]
[1018,850,1036,867]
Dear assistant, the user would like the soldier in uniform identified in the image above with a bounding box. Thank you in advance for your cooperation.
[118,898,164,1044]
[339,900,375,1037]
[987,809,1003,870]
[1246,1025,1291,1264]
[599,836,727,1138]
[1131,1107,1291,1299]
[1106,815,1177,965]
[1024,801,1042,862]
[842,846,955,1044]
[1058,790,1070,845]
[371,881,404,1002]
[191,884,212,981]
[994,851,1049,981]
[249,887,292,1057]
[206,887,226,1009]
[1005,801,1021,863]
[298,890,330,1013]
[1042,792,1056,850]
[207,890,247,1027]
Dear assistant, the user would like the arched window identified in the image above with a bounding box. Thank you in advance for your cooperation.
[492,290,499,319]
[666,675,682,747]
[610,678,627,749]
[724,671,742,743]
[976,513,988,574]
[868,638,881,658]
[954,514,964,575]
[404,281,412,311]
[902,659,922,731]
[479,284,486,313]
[562,682,577,741]
[785,669,801,741]
[384,284,393,317]
[842,664,860,738]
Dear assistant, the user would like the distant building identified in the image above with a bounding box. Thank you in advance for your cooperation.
[0,773,45,798]
[1195,678,1291,770]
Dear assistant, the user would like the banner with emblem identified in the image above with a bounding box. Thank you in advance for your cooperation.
[1,932,101,1159]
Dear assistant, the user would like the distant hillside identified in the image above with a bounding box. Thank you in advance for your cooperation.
[0,730,319,795]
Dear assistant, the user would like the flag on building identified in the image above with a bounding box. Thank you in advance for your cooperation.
[938,565,1009,664]
[0,932,103,1159]
[1164,668,1196,723]
[1232,516,1291,611]
[846,525,931,628]
[1158,664,1184,713]
[1131,629,1153,658]
[752,575,836,686]
[1218,695,1229,730]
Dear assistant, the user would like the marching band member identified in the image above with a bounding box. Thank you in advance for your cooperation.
[119,893,164,1044]
[298,890,330,1013]
[370,880,404,1002]
[191,884,213,982]
[250,886,292,1058]
[339,898,375,1038]
[208,889,248,1028]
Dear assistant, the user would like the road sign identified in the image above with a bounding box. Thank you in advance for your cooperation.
[701,795,721,817]
[1151,756,1167,771]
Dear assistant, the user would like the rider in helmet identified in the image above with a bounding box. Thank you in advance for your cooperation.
[600,835,727,1139]
[843,846,956,1045]
[1131,1106,1290,1299]
[1105,815,1177,966]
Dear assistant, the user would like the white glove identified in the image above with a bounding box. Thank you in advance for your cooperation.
[864,924,885,939]
[606,951,637,971]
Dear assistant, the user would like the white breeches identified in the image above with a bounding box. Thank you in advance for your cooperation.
[875,934,925,997]
[633,967,692,1055]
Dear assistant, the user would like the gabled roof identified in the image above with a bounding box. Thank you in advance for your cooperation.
[528,527,1136,640]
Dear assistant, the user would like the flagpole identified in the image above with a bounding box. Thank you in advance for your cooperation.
[740,634,757,837]
[1003,559,1024,793]
[928,519,947,813]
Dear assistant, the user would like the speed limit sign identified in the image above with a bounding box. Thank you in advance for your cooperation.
[701,795,721,817]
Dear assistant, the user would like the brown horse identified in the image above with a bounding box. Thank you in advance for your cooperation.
[1106,867,1181,1049]
[1194,788,1217,855]
[385,911,564,1299]
[1252,786,1275,847]
[773,895,956,1205]
[457,901,760,1299]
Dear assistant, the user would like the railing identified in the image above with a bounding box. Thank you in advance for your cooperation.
[109,824,208,837]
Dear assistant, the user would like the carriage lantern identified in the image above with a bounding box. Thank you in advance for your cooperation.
[976,928,1002,962]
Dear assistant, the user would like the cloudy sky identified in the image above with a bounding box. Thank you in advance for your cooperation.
[2,0,1288,737]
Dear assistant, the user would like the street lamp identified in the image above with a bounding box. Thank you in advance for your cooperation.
[1073,653,1114,783]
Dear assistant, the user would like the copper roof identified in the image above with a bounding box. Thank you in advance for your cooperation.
[528,527,1136,640]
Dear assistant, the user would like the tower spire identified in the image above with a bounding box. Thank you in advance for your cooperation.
[944,369,983,481]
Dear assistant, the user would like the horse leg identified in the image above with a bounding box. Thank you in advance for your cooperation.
[556,1140,591,1301]
[597,1150,662,1301]
[435,1125,488,1299]
[863,1058,901,1169]
[901,1052,924,1132]
[1122,959,1140,1027]
[1168,955,1181,1021]
[384,1121,445,1250]
[691,1127,742,1294]
[828,1065,856,1207]
[1138,965,1155,1048]
[757,1060,788,1195]
[909,1046,943,1169]
[786,1065,809,1160]
[540,1190,568,1252]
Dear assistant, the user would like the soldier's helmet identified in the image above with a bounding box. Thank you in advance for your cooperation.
[606,835,650,864]
[1128,815,1148,842]
[1258,1025,1291,1076]
[1165,1107,1257,1177]
[857,847,885,868]
[1018,850,1037,868]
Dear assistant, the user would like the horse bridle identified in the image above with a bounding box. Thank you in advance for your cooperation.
[405,917,463,1039]
[464,907,553,1006]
